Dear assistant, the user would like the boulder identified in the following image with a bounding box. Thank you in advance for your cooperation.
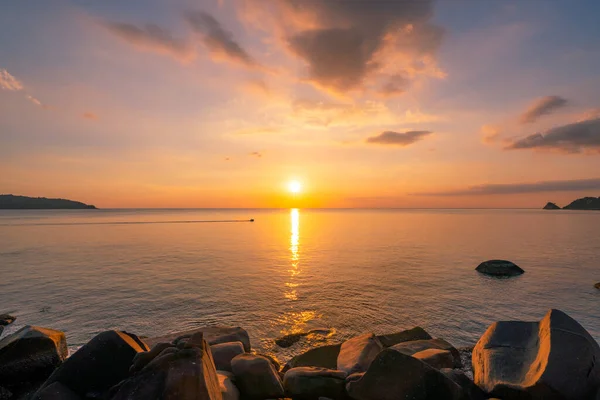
[337,333,382,375]
[595,282,600,289]
[0,386,12,400]
[346,348,467,400]
[32,382,81,400]
[440,369,486,400]
[210,342,245,372]
[0,314,15,327]
[231,354,284,399]
[282,344,341,372]
[413,348,454,369]
[112,333,222,400]
[472,309,600,399]
[476,259,524,276]
[145,326,251,352]
[0,326,67,388]
[218,371,239,400]
[392,338,462,368]
[376,326,432,347]
[275,328,333,348]
[283,367,347,400]
[35,330,148,397]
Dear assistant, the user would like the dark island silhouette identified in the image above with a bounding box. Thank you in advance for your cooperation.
[0,194,97,209]
[543,196,600,210]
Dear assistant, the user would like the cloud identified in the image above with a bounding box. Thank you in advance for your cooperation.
[506,117,600,153]
[26,95,50,109]
[186,11,257,68]
[379,74,410,97]
[366,130,432,146]
[520,96,568,124]
[414,177,600,196]
[481,125,500,144]
[249,151,262,158]
[104,22,192,61]
[0,69,23,91]
[83,112,98,120]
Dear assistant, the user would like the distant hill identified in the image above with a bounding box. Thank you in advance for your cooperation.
[563,197,600,210]
[543,202,560,210]
[0,195,97,209]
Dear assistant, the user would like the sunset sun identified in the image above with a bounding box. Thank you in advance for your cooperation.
[288,180,302,194]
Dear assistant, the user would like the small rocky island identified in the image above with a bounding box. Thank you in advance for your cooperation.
[543,196,600,210]
[1,309,599,399]
[0,195,96,210]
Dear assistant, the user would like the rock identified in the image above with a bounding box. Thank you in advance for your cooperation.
[337,333,382,375]
[257,352,281,372]
[32,382,81,400]
[231,354,284,399]
[35,330,148,397]
[391,338,462,368]
[595,282,600,289]
[346,348,467,400]
[0,386,12,400]
[282,344,341,372]
[210,342,245,372]
[112,333,222,400]
[543,202,561,210]
[413,348,454,369]
[218,371,239,400]
[275,329,333,348]
[376,326,432,347]
[472,308,600,399]
[475,259,524,277]
[0,326,67,388]
[130,342,173,373]
[145,326,251,352]
[283,367,347,400]
[0,315,15,326]
[440,369,486,400]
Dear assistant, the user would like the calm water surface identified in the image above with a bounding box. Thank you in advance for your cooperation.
[1,209,599,361]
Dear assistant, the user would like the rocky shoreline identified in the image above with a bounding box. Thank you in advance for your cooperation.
[0,309,599,399]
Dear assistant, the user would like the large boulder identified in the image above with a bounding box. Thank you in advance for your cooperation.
[210,342,245,372]
[217,371,239,400]
[145,326,250,352]
[283,367,347,400]
[337,333,382,375]
[32,382,81,400]
[0,326,67,388]
[346,348,467,400]
[283,344,341,372]
[476,260,524,277]
[376,326,432,347]
[35,330,148,398]
[440,369,486,400]
[473,309,600,399]
[392,338,462,368]
[112,332,222,400]
[231,354,284,399]
[413,348,454,369]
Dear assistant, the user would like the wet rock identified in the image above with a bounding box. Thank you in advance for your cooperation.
[337,333,382,375]
[476,259,524,277]
[440,369,486,400]
[413,348,454,369]
[112,333,222,400]
[392,338,462,368]
[346,348,467,400]
[595,282,600,289]
[0,326,67,388]
[257,352,281,372]
[282,344,341,372]
[218,371,239,400]
[376,326,432,347]
[32,382,81,400]
[231,354,284,399]
[0,315,15,327]
[145,326,251,352]
[473,309,600,399]
[211,342,245,372]
[275,328,333,348]
[35,330,148,398]
[130,342,172,373]
[283,367,347,400]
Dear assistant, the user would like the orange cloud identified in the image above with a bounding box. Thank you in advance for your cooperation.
[83,112,98,120]
[0,68,23,91]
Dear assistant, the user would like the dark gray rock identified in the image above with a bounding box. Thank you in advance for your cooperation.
[337,333,382,375]
[391,338,462,368]
[210,341,245,372]
[231,354,284,399]
[0,386,12,400]
[282,344,341,372]
[473,309,600,399]
[32,382,81,400]
[440,369,486,400]
[0,315,15,327]
[217,371,239,400]
[35,330,148,398]
[0,326,67,389]
[346,348,467,400]
[413,348,454,369]
[145,326,251,352]
[283,367,347,400]
[376,326,432,347]
[475,259,524,276]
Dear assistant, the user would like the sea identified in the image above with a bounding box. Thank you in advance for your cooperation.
[1,208,599,362]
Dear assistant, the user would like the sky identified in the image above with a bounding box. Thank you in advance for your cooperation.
[1,0,600,208]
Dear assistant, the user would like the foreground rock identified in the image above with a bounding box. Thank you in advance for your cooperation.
[346,348,467,400]
[413,348,454,369]
[283,344,341,372]
[337,333,383,375]
[283,367,347,400]
[543,202,561,210]
[217,371,240,400]
[210,341,245,372]
[441,369,486,400]
[392,338,462,368]
[35,330,148,398]
[473,309,600,399]
[231,353,284,398]
[376,326,432,347]
[476,259,524,277]
[0,326,67,389]
[112,332,222,399]
[33,382,81,400]
[145,326,251,352]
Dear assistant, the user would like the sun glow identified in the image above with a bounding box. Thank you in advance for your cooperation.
[288,180,302,194]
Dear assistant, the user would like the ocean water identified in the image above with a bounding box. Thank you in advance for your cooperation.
[1,208,599,362]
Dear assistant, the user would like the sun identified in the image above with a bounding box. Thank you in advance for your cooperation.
[288,180,302,194]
